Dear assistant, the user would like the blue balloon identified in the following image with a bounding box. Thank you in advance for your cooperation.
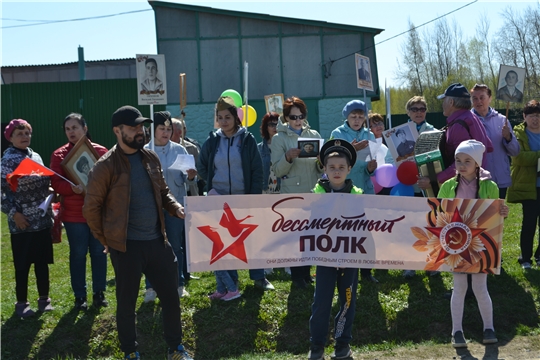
[390,183,415,197]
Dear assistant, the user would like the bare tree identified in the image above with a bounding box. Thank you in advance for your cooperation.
[396,21,426,93]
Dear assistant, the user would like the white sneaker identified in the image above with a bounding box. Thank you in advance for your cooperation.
[144,288,157,303]
[178,286,190,298]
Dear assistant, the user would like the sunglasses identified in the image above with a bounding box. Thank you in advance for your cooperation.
[268,122,278,128]
[288,114,305,121]
[409,107,427,113]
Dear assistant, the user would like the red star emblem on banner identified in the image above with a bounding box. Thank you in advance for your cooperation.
[197,203,258,264]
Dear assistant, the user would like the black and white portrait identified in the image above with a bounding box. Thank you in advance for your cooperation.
[496,65,525,103]
[265,94,284,115]
[141,57,163,92]
[355,53,374,91]
[73,152,94,186]
[136,54,167,106]
[382,122,418,164]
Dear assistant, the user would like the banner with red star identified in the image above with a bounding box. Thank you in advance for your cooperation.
[185,194,504,274]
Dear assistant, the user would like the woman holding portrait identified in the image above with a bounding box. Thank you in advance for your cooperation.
[50,113,109,310]
[1,119,54,317]
[271,96,324,288]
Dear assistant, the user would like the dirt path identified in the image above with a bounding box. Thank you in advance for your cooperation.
[353,335,540,359]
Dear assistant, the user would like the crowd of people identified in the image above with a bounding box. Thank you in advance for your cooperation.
[1,82,539,360]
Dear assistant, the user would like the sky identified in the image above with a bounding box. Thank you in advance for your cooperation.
[1,0,538,88]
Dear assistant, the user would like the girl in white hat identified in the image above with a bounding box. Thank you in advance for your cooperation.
[438,139,509,348]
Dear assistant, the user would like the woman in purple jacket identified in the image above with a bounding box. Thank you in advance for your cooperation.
[470,84,520,199]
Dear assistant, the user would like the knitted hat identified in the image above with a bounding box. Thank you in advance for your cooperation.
[4,119,32,141]
[455,140,485,167]
[342,100,366,119]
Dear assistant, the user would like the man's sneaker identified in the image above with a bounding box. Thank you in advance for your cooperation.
[124,351,140,359]
[178,286,190,298]
[332,343,352,359]
[403,270,416,278]
[93,291,108,308]
[15,302,35,318]
[483,329,498,344]
[37,297,54,312]
[168,344,193,360]
[308,345,325,360]
[452,331,467,348]
[144,288,157,303]
[254,278,275,291]
[208,290,227,300]
[74,297,88,311]
[221,289,241,301]
[522,262,532,270]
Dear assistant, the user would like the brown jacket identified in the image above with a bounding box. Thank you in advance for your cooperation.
[82,144,182,252]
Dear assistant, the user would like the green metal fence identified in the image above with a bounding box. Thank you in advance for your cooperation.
[1,79,164,166]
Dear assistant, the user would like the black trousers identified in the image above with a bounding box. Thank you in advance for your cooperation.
[520,187,540,263]
[11,228,52,302]
[109,238,182,354]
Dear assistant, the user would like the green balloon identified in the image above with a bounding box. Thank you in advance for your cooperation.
[221,89,243,107]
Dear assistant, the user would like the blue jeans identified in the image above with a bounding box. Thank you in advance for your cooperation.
[310,266,358,346]
[146,211,185,289]
[64,222,107,298]
[215,270,238,293]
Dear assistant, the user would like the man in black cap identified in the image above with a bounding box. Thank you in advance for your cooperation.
[83,105,193,360]
[417,83,493,190]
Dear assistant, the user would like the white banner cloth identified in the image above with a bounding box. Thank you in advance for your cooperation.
[185,193,504,274]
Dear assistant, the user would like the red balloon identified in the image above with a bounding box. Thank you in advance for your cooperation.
[396,161,419,186]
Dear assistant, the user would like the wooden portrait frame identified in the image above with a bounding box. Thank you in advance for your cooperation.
[60,135,100,194]
[264,94,285,116]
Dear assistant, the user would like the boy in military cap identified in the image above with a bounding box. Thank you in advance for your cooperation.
[308,139,361,360]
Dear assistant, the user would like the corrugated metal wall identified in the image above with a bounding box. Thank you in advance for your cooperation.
[153,4,381,107]
[1,79,164,166]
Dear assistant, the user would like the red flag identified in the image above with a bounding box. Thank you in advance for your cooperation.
[6,158,55,192]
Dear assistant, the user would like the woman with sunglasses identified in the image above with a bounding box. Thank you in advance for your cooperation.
[406,96,435,133]
[258,112,281,194]
[271,96,324,289]
[403,97,440,278]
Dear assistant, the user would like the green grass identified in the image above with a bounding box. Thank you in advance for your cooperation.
[1,204,539,360]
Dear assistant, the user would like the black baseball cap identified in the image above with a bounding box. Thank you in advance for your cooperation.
[111,106,152,128]
[437,83,470,99]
